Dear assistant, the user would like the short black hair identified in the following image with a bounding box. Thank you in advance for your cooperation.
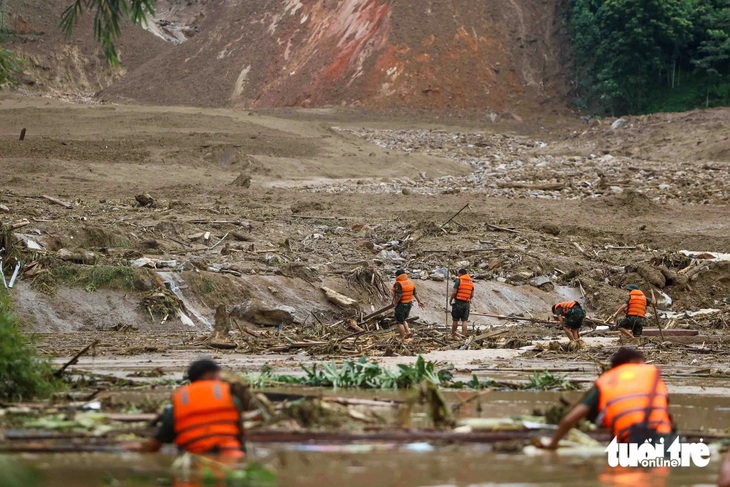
[458,268,467,275]
[186,359,221,382]
[610,348,645,369]
[395,269,406,276]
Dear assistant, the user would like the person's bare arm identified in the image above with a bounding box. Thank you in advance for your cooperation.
[123,438,163,453]
[450,288,458,302]
[544,404,590,449]
[719,449,730,487]
[616,304,628,315]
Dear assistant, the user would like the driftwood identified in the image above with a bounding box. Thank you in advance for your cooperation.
[360,304,395,323]
[497,182,565,191]
[54,340,99,377]
[188,220,252,229]
[41,195,74,209]
[485,223,519,234]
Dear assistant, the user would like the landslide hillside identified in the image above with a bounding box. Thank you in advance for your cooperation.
[3,0,571,114]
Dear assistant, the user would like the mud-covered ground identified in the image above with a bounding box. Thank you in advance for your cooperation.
[1,93,729,374]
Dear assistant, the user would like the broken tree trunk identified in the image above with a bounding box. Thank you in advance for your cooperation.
[208,305,237,349]
[321,286,359,310]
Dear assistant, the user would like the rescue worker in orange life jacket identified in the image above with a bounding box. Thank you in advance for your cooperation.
[128,359,246,458]
[542,348,675,449]
[614,284,652,339]
[450,269,474,337]
[552,301,586,341]
[392,269,425,340]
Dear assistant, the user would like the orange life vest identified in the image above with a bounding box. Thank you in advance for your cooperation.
[595,363,672,442]
[393,274,415,304]
[554,301,578,314]
[627,290,647,317]
[172,380,243,456]
[455,274,474,302]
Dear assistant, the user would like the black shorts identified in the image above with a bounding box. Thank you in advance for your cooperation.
[394,303,412,323]
[619,316,645,336]
[563,307,586,330]
[451,300,470,321]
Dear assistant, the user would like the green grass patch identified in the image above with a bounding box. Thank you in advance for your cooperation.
[0,289,59,401]
[246,357,581,391]
[33,264,137,294]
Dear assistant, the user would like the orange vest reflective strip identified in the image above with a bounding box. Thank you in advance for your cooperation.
[627,290,647,317]
[555,301,578,313]
[172,380,242,454]
[455,275,474,302]
[393,275,415,304]
[595,363,672,442]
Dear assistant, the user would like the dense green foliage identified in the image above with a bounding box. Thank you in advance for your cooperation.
[61,0,156,65]
[569,0,730,114]
[248,356,580,391]
[0,290,59,401]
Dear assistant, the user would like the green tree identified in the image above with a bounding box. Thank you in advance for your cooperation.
[61,0,156,65]
[691,0,730,106]
[595,0,693,113]
[0,290,58,401]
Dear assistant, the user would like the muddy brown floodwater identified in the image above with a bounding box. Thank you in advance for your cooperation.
[7,447,723,487]
[5,390,729,487]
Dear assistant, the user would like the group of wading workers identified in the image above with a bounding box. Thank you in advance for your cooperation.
[392,268,652,343]
[127,270,730,486]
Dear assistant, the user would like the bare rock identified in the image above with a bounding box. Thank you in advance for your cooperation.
[231,299,296,326]
[637,263,666,289]
[135,193,156,208]
[231,173,251,188]
[539,223,561,236]
[321,286,359,310]
[57,248,97,265]
[611,118,629,130]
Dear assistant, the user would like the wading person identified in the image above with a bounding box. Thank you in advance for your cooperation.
[552,301,586,341]
[614,285,652,339]
[719,449,730,487]
[542,348,675,449]
[450,268,474,337]
[127,359,246,458]
[392,269,425,339]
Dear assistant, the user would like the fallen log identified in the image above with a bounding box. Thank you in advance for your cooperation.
[360,303,395,323]
[41,195,74,209]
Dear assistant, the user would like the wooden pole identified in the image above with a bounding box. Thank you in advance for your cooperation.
[650,289,667,342]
